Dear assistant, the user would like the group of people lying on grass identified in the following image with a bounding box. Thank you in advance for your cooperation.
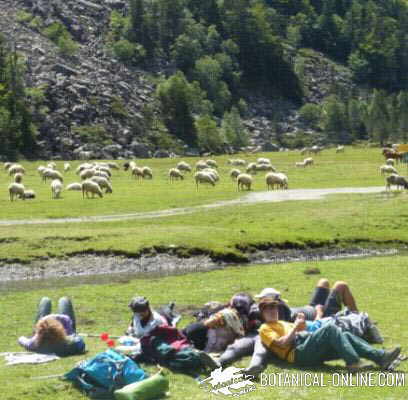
[18,278,401,376]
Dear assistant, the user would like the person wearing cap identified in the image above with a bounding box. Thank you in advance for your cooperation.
[127,296,168,339]
[255,298,400,372]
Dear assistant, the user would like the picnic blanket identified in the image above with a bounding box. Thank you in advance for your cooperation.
[1,352,60,365]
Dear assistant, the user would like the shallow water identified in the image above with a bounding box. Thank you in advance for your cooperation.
[0,246,399,293]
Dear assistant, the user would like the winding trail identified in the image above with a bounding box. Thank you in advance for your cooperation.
[0,186,385,226]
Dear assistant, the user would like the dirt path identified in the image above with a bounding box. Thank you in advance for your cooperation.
[0,186,385,226]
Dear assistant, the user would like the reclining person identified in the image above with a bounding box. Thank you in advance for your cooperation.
[255,298,400,373]
[127,296,169,339]
[18,297,85,357]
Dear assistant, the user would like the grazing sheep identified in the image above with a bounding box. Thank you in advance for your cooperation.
[380,165,398,175]
[90,176,113,193]
[386,174,408,190]
[295,161,306,168]
[336,145,345,153]
[14,173,23,183]
[131,166,144,179]
[8,164,25,176]
[142,166,153,179]
[47,162,57,170]
[107,162,119,170]
[169,168,184,181]
[303,157,314,167]
[228,159,246,166]
[309,145,323,154]
[255,163,276,172]
[257,157,271,165]
[64,162,71,172]
[82,179,103,198]
[66,183,83,191]
[95,166,111,177]
[206,159,218,169]
[76,163,94,174]
[237,173,253,191]
[80,168,95,180]
[230,169,241,180]
[51,179,63,199]
[93,170,110,180]
[194,171,215,189]
[41,168,64,183]
[386,159,395,166]
[8,182,25,201]
[246,162,257,174]
[177,161,192,172]
[202,168,219,182]
[23,189,36,199]
[265,172,288,190]
[196,160,209,171]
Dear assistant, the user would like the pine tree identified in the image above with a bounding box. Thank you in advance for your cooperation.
[367,90,390,145]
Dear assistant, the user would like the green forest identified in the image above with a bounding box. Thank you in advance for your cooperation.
[3,0,408,159]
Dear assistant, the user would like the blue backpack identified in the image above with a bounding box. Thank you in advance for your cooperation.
[64,349,148,399]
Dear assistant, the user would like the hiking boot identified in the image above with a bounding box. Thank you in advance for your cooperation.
[378,347,401,370]
[197,350,220,370]
[244,364,265,379]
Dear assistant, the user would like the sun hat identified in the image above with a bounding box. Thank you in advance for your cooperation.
[254,288,281,300]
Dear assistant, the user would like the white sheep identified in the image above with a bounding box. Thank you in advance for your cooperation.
[23,189,36,199]
[82,179,103,199]
[142,166,153,179]
[230,169,241,180]
[8,182,25,201]
[93,170,110,181]
[95,166,111,177]
[265,172,288,190]
[237,173,253,191]
[303,157,314,167]
[206,159,218,169]
[386,174,408,190]
[107,162,119,170]
[169,168,184,181]
[41,168,64,183]
[177,161,192,172]
[8,164,25,176]
[51,179,63,199]
[194,171,215,189]
[80,168,95,180]
[66,183,83,191]
[203,168,219,182]
[246,162,257,174]
[255,163,276,172]
[76,163,94,174]
[195,160,209,171]
[257,157,271,165]
[124,161,137,171]
[131,166,144,179]
[90,176,113,193]
[47,162,57,170]
[386,159,395,166]
[380,165,397,175]
[64,162,71,172]
[295,161,306,168]
[228,159,246,166]
[336,145,345,153]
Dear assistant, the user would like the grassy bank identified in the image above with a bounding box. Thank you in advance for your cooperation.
[1,189,407,263]
[0,255,407,400]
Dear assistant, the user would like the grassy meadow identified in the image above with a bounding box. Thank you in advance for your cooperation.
[1,146,408,263]
[1,255,407,400]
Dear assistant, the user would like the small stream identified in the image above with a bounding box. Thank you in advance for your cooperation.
[0,247,399,293]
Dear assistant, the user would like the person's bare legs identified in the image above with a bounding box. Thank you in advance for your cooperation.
[332,281,358,312]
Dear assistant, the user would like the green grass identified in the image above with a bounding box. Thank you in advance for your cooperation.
[0,147,399,220]
[0,255,407,400]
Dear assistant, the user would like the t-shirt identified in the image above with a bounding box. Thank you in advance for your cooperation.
[259,321,296,363]
[130,311,168,339]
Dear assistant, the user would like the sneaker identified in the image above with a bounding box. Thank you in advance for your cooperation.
[197,350,221,370]
[378,347,401,370]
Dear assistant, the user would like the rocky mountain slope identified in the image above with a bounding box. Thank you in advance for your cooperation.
[1,0,354,159]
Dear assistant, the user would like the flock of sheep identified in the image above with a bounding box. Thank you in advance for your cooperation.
[4,144,408,201]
